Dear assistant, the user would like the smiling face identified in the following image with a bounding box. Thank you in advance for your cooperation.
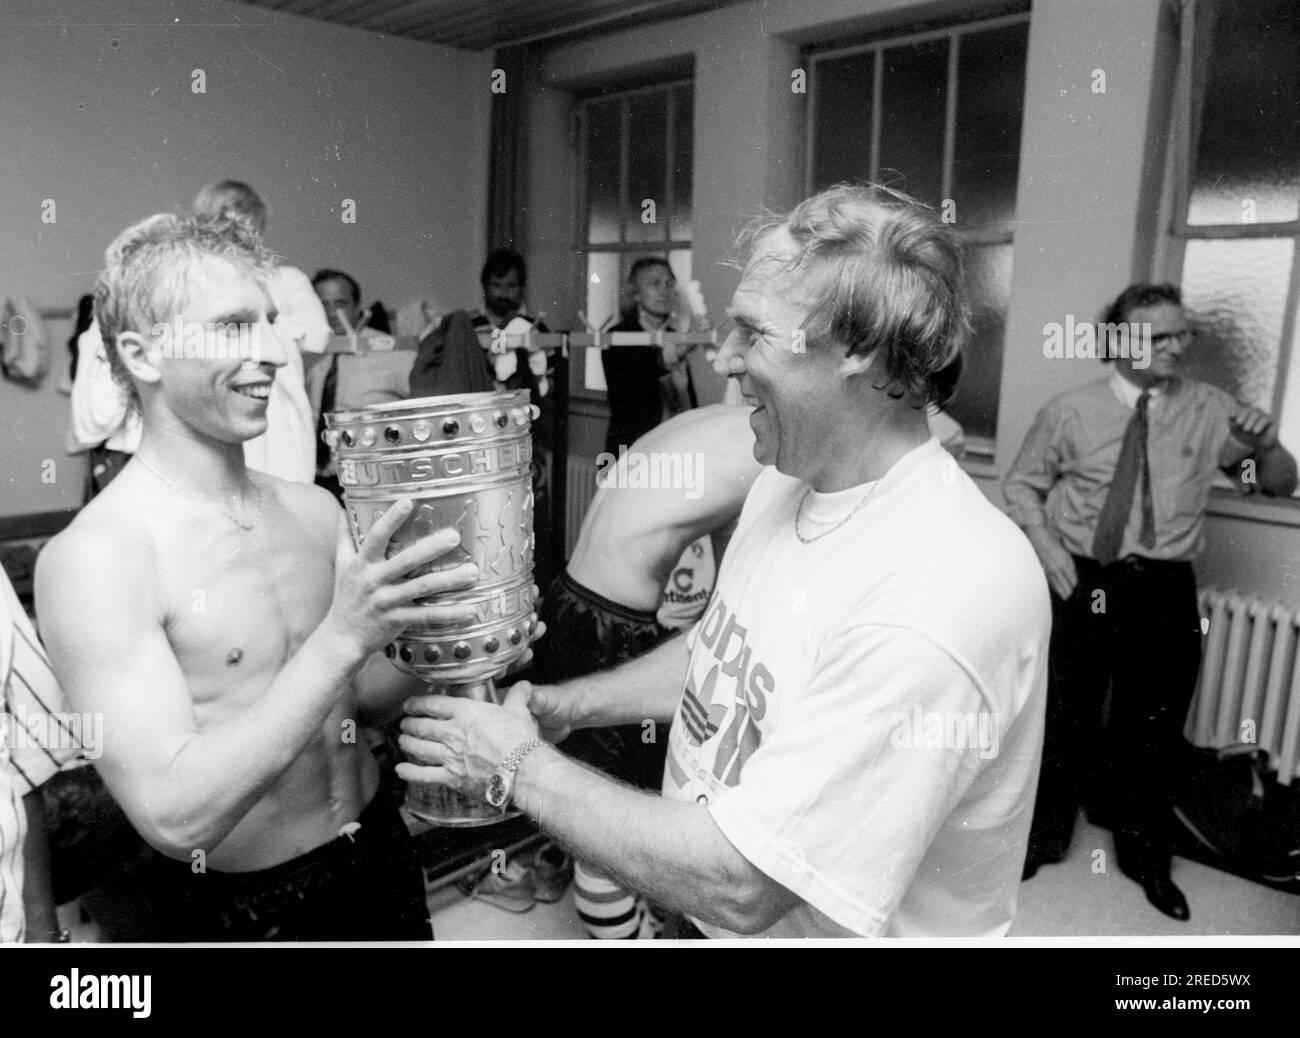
[715,228,847,483]
[1116,301,1189,388]
[149,256,286,444]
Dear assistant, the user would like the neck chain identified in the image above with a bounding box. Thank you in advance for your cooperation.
[795,481,879,544]
[135,454,265,532]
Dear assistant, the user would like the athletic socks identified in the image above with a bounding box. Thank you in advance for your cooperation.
[572,861,650,939]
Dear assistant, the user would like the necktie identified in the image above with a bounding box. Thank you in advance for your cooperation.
[315,352,340,474]
[1092,390,1157,565]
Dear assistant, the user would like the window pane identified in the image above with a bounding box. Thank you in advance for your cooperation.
[1277,293,1300,479]
[945,242,1012,441]
[671,86,694,241]
[952,23,1029,231]
[1188,0,1300,225]
[583,253,622,391]
[625,91,669,243]
[1179,237,1294,407]
[585,100,621,245]
[810,51,874,190]
[877,39,947,207]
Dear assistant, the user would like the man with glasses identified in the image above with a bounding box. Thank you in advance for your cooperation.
[1004,282,1297,919]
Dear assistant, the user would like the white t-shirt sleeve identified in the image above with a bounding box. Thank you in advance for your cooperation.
[271,266,331,355]
[708,624,989,936]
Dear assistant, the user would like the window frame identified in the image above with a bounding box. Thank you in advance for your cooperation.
[1152,0,1300,518]
[1154,0,1300,424]
[803,11,1032,459]
[571,78,695,404]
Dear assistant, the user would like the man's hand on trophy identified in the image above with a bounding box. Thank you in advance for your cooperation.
[396,683,539,795]
[325,502,480,659]
[522,680,584,745]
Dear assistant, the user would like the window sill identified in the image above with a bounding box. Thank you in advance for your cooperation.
[1206,489,1300,529]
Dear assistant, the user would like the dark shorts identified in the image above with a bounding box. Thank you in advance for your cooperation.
[143,785,431,942]
[531,570,674,791]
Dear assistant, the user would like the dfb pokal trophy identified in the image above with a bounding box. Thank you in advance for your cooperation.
[323,390,538,826]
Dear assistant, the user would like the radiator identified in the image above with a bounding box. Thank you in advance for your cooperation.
[564,455,601,558]
[1187,588,1300,784]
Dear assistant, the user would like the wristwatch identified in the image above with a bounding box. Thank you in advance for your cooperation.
[485,737,545,811]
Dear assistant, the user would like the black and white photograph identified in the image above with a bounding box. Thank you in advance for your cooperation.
[0,0,1297,983]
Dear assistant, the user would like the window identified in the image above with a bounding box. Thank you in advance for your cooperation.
[576,81,694,394]
[806,13,1031,452]
[1159,0,1300,485]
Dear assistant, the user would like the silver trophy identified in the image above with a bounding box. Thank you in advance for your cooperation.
[324,390,537,826]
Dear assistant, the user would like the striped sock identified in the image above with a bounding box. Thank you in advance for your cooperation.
[572,861,642,939]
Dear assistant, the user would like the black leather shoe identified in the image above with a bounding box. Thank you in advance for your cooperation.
[1139,873,1190,921]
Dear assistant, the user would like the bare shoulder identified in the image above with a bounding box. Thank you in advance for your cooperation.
[36,486,160,618]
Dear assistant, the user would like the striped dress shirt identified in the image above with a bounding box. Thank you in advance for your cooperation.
[1,569,85,942]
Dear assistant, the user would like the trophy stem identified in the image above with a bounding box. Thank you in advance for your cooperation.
[404,674,522,827]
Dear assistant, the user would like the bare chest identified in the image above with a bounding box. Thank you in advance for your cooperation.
[157,520,334,707]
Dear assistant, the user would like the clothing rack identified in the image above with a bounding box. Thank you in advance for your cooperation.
[323,328,719,355]
[478,328,719,355]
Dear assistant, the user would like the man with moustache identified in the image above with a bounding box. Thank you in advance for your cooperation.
[399,184,1051,938]
[36,214,480,941]
[1005,282,1297,919]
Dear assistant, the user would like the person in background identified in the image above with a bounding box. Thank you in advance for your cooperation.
[1,565,86,942]
[1003,282,1298,920]
[602,258,699,459]
[409,247,551,402]
[309,268,410,501]
[191,180,331,483]
[529,404,762,937]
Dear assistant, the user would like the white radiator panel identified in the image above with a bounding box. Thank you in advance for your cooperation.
[1188,588,1300,784]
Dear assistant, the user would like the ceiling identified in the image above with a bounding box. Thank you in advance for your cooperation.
[237,0,750,51]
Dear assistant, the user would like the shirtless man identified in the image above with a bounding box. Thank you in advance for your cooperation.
[36,214,479,942]
[530,404,761,937]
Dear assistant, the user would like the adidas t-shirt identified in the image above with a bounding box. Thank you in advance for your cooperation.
[662,437,1050,937]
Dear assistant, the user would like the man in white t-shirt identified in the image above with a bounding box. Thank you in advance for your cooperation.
[400,183,1050,938]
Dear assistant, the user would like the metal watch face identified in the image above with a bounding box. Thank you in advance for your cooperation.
[485,772,509,809]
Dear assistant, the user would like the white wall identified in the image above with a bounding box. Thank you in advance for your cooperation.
[0,0,491,518]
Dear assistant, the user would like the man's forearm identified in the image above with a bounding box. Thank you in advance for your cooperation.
[21,790,60,942]
[354,651,425,726]
[513,746,770,932]
[570,633,690,730]
[144,619,367,853]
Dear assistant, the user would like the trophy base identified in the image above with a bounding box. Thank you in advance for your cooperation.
[405,782,519,828]
[402,678,522,828]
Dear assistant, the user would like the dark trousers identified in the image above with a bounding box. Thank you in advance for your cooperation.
[531,571,673,791]
[143,786,432,942]
[1027,555,1202,877]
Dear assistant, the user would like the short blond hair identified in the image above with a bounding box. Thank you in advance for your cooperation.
[94,213,274,410]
